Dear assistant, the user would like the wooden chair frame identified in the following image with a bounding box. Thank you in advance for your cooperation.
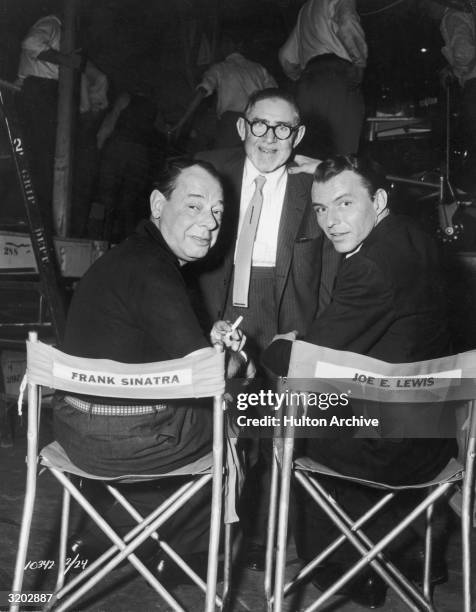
[265,341,476,612]
[11,331,233,612]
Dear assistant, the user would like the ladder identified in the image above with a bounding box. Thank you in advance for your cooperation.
[0,87,66,343]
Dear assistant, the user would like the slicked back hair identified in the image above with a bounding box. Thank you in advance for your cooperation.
[313,155,389,197]
[151,158,223,200]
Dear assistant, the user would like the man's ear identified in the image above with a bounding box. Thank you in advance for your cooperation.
[236,116,246,142]
[292,124,306,149]
[373,188,388,216]
[150,189,166,219]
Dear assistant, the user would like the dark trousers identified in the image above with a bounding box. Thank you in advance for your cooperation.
[224,266,277,364]
[294,437,456,567]
[77,477,212,556]
[295,54,364,157]
[54,397,214,555]
[293,477,432,567]
[225,267,278,545]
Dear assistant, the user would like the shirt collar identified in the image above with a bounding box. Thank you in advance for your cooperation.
[243,157,287,188]
[345,212,391,258]
[345,243,363,259]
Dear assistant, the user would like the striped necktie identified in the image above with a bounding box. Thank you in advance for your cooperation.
[232,175,266,308]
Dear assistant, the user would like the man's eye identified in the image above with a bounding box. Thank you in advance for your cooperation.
[188,204,200,211]
[340,200,352,207]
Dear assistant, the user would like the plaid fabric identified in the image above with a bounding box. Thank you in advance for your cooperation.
[64,395,166,416]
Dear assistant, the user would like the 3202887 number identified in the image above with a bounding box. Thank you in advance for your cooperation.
[7,592,53,603]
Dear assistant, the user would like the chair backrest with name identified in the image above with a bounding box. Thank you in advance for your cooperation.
[26,339,225,401]
[285,340,476,448]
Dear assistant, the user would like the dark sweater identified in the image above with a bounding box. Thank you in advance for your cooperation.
[63,219,209,362]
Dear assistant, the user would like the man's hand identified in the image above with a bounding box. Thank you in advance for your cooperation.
[271,330,298,343]
[210,320,246,352]
[226,351,256,379]
[288,155,322,175]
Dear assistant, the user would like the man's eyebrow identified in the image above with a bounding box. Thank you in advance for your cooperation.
[186,193,225,206]
[311,191,353,206]
[332,192,352,202]
[249,117,291,125]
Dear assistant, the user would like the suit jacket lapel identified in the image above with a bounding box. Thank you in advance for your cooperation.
[275,172,309,303]
[218,155,245,312]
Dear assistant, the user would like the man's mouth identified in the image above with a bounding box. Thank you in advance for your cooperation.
[258,146,277,155]
[191,236,211,246]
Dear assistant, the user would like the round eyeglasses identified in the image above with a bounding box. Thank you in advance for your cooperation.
[245,119,300,141]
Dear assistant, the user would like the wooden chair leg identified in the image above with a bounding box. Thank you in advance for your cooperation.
[222,523,233,611]
[10,382,39,612]
[273,437,294,612]
[10,480,36,612]
[423,501,433,601]
[54,486,71,591]
[264,443,279,610]
[461,437,475,612]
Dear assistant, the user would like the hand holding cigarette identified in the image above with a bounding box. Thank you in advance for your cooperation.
[210,316,246,352]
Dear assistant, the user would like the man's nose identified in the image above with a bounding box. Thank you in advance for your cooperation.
[200,209,218,229]
[326,207,339,228]
[263,126,277,143]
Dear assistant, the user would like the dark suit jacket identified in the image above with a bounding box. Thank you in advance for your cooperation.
[264,214,456,484]
[193,147,339,336]
[306,213,450,361]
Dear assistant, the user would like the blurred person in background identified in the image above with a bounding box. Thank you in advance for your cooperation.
[425,0,476,192]
[279,0,367,158]
[173,34,277,149]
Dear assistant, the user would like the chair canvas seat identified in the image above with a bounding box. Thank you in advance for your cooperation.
[294,455,464,490]
[41,440,213,482]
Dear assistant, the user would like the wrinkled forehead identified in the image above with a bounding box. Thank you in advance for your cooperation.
[246,97,300,125]
[173,166,223,201]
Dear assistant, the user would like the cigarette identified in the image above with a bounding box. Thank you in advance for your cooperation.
[229,315,243,332]
[225,316,243,343]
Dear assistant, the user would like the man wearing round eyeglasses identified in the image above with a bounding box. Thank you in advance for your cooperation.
[196,88,339,350]
[237,98,305,174]
[196,87,341,570]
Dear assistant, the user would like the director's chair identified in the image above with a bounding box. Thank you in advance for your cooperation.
[265,341,476,612]
[11,331,234,612]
